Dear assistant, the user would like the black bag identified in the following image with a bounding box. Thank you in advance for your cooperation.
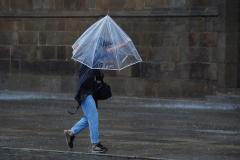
[93,81,112,100]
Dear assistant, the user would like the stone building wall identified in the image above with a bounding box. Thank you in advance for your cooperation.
[0,0,239,98]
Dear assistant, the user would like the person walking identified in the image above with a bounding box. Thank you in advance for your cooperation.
[66,14,142,154]
[64,64,107,153]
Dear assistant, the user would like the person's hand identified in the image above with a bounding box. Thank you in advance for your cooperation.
[106,47,115,53]
[106,40,131,53]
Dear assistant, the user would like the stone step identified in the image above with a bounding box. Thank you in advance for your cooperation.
[206,89,240,104]
[1,90,239,110]
[216,88,240,95]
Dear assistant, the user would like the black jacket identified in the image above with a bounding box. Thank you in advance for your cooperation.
[74,64,103,106]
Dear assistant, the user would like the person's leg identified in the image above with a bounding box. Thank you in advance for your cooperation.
[64,116,88,149]
[81,95,100,144]
[70,116,88,135]
[64,107,88,149]
[81,95,107,153]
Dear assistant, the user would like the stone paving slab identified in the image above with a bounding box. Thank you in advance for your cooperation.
[0,99,240,160]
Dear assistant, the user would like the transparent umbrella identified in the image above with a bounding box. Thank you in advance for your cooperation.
[72,15,142,70]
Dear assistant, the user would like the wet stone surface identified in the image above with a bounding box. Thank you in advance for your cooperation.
[0,100,240,160]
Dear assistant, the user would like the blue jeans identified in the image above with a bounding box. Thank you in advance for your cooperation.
[70,95,99,144]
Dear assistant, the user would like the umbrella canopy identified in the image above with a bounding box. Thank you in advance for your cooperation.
[72,15,142,70]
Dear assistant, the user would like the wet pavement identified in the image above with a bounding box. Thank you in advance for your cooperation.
[0,98,240,160]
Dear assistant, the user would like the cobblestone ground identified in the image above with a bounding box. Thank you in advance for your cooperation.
[0,100,240,160]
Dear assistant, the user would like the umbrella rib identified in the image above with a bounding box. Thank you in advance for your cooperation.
[91,17,106,67]
[107,16,120,70]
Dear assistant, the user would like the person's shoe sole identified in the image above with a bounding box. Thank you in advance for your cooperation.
[92,147,108,153]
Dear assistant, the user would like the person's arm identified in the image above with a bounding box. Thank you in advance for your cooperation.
[95,70,104,82]
[106,41,130,53]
